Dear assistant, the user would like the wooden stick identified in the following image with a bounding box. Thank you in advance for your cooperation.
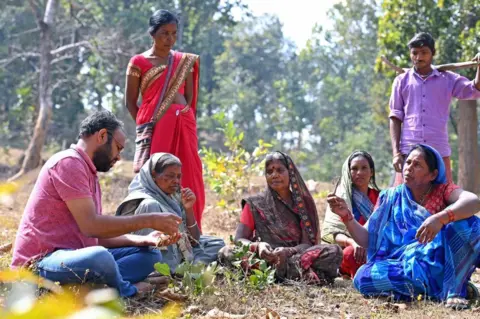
[436,61,479,72]
[381,56,407,74]
[381,55,479,74]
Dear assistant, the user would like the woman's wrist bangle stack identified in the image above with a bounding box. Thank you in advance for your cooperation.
[439,209,455,225]
[446,209,455,223]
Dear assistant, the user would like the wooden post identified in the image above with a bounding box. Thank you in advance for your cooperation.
[457,99,480,193]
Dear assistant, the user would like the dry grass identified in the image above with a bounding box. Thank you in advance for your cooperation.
[1,156,480,318]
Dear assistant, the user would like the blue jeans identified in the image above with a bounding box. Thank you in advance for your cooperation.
[36,246,162,297]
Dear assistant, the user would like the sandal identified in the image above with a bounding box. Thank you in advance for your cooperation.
[467,282,480,300]
[445,297,469,310]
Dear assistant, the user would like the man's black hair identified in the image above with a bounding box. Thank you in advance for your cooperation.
[408,32,436,55]
[78,110,123,143]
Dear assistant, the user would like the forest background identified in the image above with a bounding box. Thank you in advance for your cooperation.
[0,0,479,190]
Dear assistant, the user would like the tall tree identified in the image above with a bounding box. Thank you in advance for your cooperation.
[212,15,288,151]
[7,0,92,179]
[298,0,388,181]
[1,0,242,169]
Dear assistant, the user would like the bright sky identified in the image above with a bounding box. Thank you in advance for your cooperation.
[238,0,345,49]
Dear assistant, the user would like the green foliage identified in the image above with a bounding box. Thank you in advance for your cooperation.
[175,261,221,296]
[3,0,477,188]
[202,112,272,214]
[295,0,394,183]
[154,260,221,296]
[0,269,128,318]
[154,262,172,277]
[228,240,276,290]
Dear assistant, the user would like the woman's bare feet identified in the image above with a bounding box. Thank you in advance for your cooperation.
[445,297,469,310]
[145,276,170,290]
[133,282,154,299]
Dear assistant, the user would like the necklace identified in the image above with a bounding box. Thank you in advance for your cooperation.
[419,184,433,206]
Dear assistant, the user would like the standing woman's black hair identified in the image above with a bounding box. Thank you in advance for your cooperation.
[348,150,380,191]
[149,10,178,36]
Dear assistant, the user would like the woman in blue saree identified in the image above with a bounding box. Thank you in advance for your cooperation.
[327,144,480,309]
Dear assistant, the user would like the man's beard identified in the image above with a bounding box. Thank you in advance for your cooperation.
[92,143,113,172]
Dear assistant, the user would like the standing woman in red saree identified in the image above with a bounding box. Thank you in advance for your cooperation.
[125,10,205,230]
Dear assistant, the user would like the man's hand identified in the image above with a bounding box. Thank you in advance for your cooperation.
[392,154,404,173]
[472,52,480,63]
[150,213,182,236]
[141,231,181,247]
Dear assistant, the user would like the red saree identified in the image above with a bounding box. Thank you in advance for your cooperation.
[127,51,205,230]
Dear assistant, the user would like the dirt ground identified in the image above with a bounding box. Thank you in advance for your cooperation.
[1,157,479,318]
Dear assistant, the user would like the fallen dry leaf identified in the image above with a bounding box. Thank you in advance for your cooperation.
[266,308,280,319]
[203,308,246,319]
[183,305,202,315]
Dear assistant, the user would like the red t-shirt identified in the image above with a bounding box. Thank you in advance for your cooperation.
[11,145,101,267]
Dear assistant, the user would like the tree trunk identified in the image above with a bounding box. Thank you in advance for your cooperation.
[457,99,480,193]
[10,0,57,181]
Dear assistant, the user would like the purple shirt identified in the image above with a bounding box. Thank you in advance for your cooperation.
[389,67,480,157]
[11,145,101,267]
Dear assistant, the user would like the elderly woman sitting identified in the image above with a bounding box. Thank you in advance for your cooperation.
[327,144,480,309]
[220,151,342,283]
[117,153,225,272]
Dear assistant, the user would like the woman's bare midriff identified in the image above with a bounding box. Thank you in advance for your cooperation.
[173,92,187,106]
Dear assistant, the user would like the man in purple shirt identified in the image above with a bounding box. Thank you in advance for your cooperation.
[390,32,480,185]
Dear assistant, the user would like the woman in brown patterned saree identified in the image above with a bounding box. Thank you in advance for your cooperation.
[219,152,342,283]
[125,9,205,230]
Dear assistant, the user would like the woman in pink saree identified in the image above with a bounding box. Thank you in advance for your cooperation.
[125,10,205,230]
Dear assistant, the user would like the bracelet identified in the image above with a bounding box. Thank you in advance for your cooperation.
[446,209,455,223]
[187,221,197,229]
[438,209,455,225]
[341,213,354,223]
